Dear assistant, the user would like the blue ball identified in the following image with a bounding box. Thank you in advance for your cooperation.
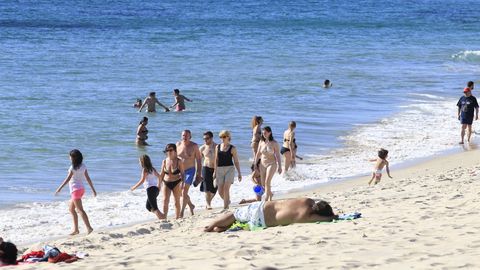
[253,185,264,196]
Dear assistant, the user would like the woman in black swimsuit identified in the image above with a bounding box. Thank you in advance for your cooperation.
[281,121,297,172]
[159,143,185,219]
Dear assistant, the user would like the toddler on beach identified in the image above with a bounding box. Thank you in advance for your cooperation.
[368,148,392,185]
[239,162,263,204]
[130,155,165,220]
[55,149,97,235]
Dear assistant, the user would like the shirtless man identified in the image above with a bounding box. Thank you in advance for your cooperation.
[138,92,170,113]
[177,130,202,217]
[204,198,336,232]
[170,89,192,111]
[199,131,217,210]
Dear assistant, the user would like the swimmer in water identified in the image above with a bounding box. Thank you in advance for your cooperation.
[170,89,192,111]
[323,79,332,88]
[138,92,170,113]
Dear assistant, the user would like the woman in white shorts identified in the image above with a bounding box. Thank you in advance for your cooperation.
[214,130,242,210]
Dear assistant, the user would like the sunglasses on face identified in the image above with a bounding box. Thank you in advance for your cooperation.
[203,137,211,140]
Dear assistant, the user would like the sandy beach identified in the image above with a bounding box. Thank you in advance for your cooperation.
[5,148,478,270]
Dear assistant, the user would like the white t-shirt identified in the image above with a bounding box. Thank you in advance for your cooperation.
[68,163,86,193]
[143,171,157,189]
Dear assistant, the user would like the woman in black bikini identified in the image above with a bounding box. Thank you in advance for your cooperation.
[159,143,185,219]
[281,121,297,173]
[136,117,149,146]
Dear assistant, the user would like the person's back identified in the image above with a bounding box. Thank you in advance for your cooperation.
[264,198,318,226]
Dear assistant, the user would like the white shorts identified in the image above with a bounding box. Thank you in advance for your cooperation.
[234,201,266,229]
[374,169,382,177]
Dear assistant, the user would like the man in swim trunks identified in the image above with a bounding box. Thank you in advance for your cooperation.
[170,89,192,111]
[138,92,170,113]
[204,198,336,232]
[199,131,217,210]
[177,130,202,217]
[457,87,479,144]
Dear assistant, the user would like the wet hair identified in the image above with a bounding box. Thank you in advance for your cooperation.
[261,126,274,141]
[164,143,177,153]
[139,116,148,125]
[174,89,180,94]
[251,115,263,128]
[378,148,389,159]
[203,131,213,138]
[312,200,335,217]
[69,149,83,170]
[136,99,142,103]
[324,79,330,85]
[149,92,156,96]
[0,241,18,265]
[289,121,296,129]
[468,81,474,88]
[139,154,154,174]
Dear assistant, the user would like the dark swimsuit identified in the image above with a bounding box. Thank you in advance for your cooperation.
[281,138,296,155]
[163,160,182,190]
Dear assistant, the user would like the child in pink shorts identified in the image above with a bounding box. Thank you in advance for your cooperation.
[55,149,97,235]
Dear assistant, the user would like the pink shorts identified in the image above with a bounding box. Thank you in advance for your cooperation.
[71,189,85,200]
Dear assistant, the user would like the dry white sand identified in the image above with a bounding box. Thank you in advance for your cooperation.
[8,149,480,269]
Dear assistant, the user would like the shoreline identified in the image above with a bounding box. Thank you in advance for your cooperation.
[12,142,476,248]
[9,140,480,269]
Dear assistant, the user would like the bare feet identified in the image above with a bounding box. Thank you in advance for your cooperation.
[206,205,213,210]
[459,141,464,144]
[69,230,79,236]
[87,228,94,234]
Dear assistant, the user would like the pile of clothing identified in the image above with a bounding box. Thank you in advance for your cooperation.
[18,245,87,264]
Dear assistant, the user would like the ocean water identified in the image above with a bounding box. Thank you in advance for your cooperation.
[1,0,479,244]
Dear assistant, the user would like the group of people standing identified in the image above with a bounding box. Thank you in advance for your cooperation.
[131,115,299,223]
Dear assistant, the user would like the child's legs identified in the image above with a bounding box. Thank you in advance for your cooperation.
[368,172,375,184]
[265,164,277,201]
[375,174,382,184]
[69,200,79,232]
[73,199,93,231]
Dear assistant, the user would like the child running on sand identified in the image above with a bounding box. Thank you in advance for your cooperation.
[130,155,165,220]
[55,149,97,235]
[239,162,263,204]
[368,148,392,185]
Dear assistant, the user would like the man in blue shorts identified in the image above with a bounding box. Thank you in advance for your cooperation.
[457,87,479,144]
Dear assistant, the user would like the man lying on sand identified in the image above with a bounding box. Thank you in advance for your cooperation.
[204,198,336,232]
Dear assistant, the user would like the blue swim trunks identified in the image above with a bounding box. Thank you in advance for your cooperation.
[461,114,474,125]
[184,167,196,185]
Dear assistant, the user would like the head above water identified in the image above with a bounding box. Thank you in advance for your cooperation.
[69,149,83,170]
[378,148,389,159]
[312,200,335,217]
[261,126,274,141]
[149,92,156,97]
[251,115,264,128]
[139,154,154,174]
[139,116,148,125]
[174,89,180,95]
[323,79,332,88]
